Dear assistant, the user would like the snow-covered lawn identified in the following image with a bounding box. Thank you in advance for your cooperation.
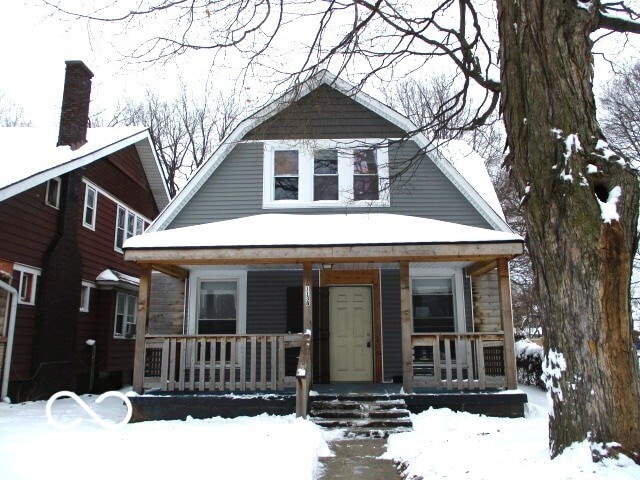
[1,386,638,479]
[384,386,640,479]
[0,392,329,480]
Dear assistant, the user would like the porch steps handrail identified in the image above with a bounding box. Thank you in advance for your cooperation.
[295,332,312,418]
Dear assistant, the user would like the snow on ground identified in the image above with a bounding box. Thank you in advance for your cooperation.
[382,386,640,480]
[2,386,639,479]
[0,390,329,480]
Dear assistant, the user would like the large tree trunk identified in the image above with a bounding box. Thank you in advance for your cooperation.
[497,0,640,460]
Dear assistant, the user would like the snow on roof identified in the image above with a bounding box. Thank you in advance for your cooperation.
[124,213,522,250]
[0,126,157,200]
[96,269,140,286]
[436,140,505,221]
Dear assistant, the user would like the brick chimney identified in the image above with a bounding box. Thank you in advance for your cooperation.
[57,60,94,150]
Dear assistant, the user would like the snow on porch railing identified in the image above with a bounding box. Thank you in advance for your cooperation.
[142,334,304,392]
[295,332,312,418]
[411,332,506,390]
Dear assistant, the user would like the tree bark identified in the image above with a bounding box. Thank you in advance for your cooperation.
[497,0,640,460]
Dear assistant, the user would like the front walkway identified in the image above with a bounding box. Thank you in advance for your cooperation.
[318,438,402,480]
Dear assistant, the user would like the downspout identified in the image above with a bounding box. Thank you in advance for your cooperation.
[1,279,18,401]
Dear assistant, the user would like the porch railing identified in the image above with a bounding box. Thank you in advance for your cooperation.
[412,332,506,390]
[142,334,304,392]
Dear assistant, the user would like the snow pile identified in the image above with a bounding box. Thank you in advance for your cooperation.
[516,338,544,361]
[0,393,329,480]
[383,386,640,480]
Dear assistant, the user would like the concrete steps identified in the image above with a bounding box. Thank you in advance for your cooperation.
[309,395,412,438]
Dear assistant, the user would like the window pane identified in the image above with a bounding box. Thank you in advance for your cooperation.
[126,212,135,238]
[135,217,144,235]
[275,178,299,200]
[412,278,455,333]
[274,150,299,175]
[116,207,125,249]
[314,176,339,200]
[46,179,60,207]
[314,149,338,174]
[354,176,379,201]
[198,281,237,321]
[353,150,377,174]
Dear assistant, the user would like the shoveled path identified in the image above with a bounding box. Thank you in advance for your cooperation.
[317,438,402,480]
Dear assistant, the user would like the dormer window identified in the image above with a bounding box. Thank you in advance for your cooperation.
[262,140,390,208]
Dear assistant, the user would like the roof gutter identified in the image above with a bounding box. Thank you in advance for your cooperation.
[0,279,18,401]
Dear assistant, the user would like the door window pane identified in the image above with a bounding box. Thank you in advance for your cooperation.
[197,280,238,334]
[412,278,455,333]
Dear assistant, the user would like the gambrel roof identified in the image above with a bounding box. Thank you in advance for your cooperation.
[0,126,169,209]
[148,71,509,233]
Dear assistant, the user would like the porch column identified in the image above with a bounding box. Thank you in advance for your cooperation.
[133,265,152,394]
[497,258,518,389]
[302,262,313,383]
[400,261,413,393]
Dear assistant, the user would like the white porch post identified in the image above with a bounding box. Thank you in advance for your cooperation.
[400,261,413,393]
[497,258,518,389]
[133,265,152,394]
[302,262,313,385]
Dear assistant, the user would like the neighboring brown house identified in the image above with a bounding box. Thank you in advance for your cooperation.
[0,61,169,401]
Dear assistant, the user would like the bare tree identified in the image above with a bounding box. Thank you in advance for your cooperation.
[0,91,31,127]
[110,89,242,196]
[47,0,640,460]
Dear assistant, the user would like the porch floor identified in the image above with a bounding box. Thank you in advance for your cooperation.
[130,383,528,422]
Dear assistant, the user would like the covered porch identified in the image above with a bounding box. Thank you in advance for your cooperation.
[124,214,524,418]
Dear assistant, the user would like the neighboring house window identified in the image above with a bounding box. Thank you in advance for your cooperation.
[83,185,97,229]
[14,264,40,305]
[197,280,239,334]
[114,205,146,251]
[262,140,390,208]
[114,292,137,338]
[45,177,61,208]
[79,282,93,312]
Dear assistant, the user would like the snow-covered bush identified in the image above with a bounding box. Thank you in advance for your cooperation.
[516,338,545,389]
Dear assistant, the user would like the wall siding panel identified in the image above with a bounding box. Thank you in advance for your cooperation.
[169,141,490,229]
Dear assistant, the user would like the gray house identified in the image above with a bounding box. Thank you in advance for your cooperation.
[123,72,525,421]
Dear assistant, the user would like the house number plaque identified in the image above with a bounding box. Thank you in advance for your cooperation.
[305,285,311,306]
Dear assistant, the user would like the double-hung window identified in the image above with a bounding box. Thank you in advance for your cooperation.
[263,140,390,207]
[14,264,40,305]
[114,292,137,338]
[115,205,146,251]
[83,184,97,229]
[45,177,61,208]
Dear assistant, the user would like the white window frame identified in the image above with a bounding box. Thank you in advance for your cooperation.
[261,139,391,208]
[187,270,247,336]
[83,184,98,230]
[114,291,137,339]
[45,177,61,209]
[14,263,41,306]
[114,204,147,252]
[80,281,94,312]
[409,267,466,334]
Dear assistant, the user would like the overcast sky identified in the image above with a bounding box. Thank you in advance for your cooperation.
[1,1,639,128]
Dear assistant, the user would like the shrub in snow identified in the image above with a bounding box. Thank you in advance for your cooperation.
[515,337,545,390]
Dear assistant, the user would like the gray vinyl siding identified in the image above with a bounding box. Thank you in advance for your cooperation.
[243,84,405,140]
[464,274,473,331]
[168,140,491,229]
[246,270,303,334]
[381,269,402,382]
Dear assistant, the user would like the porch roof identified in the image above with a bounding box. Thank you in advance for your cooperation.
[124,214,523,267]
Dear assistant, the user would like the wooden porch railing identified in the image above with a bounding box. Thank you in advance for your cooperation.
[412,332,506,390]
[295,332,312,418]
[142,334,304,392]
